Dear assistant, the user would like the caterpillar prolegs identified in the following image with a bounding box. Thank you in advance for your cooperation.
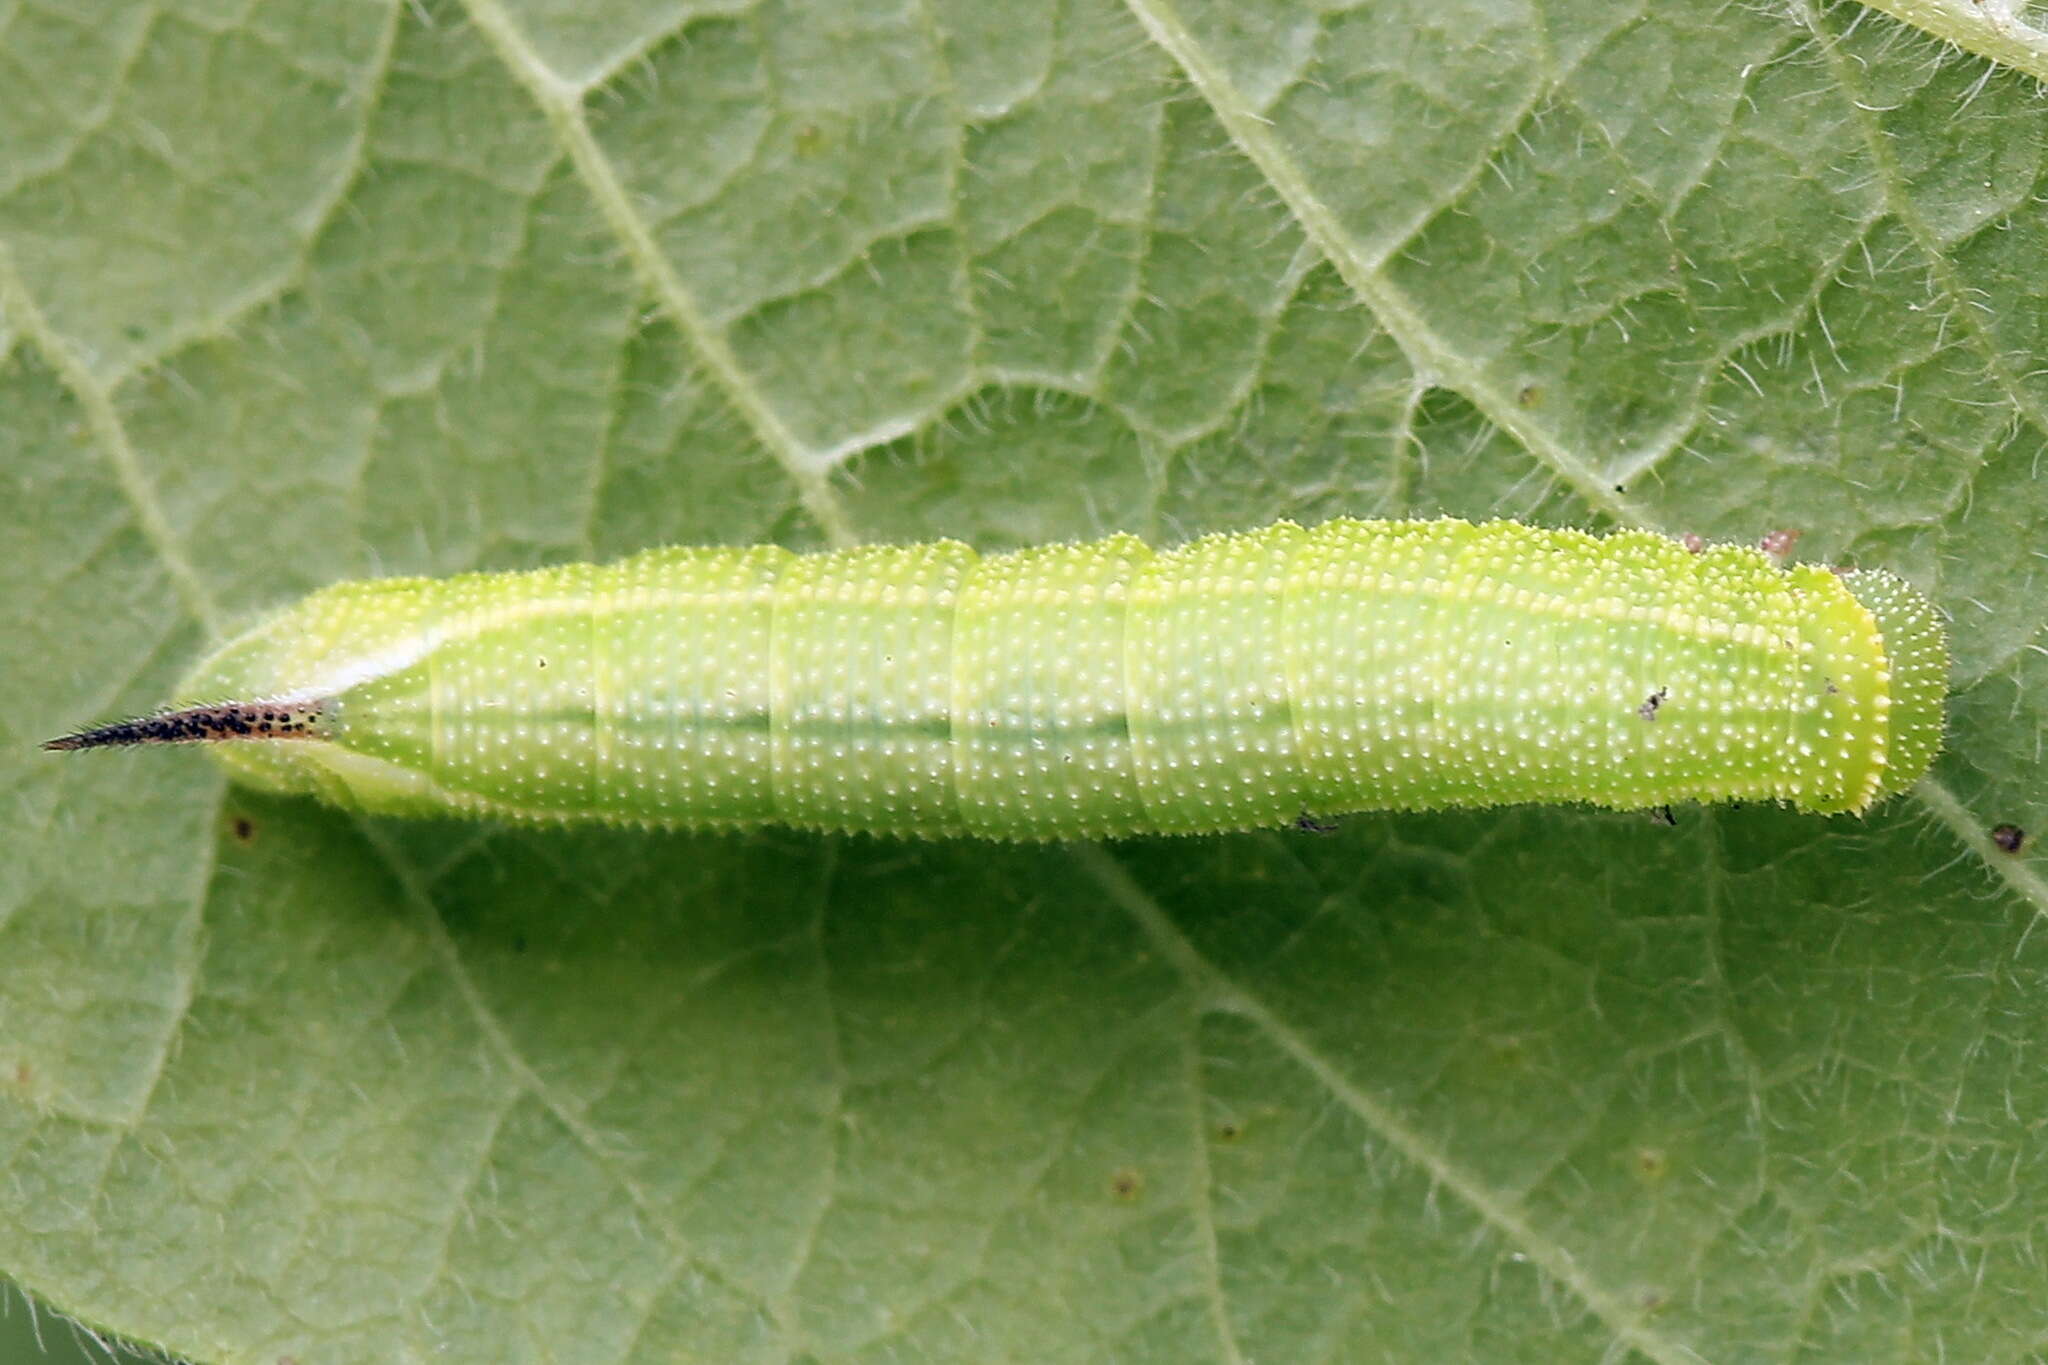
[48,518,1948,839]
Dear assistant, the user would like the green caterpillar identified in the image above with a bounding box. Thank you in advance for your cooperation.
[47,518,1948,839]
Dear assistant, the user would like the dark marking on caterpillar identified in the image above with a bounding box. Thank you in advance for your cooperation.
[44,517,1949,840]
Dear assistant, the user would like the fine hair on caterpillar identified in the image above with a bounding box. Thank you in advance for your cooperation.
[47,517,1948,840]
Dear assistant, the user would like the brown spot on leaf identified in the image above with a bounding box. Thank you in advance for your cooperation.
[1759,528,1802,561]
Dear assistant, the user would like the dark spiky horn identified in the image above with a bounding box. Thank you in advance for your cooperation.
[43,699,327,751]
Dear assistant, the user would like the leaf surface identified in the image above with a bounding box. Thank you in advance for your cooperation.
[3,1,2047,1361]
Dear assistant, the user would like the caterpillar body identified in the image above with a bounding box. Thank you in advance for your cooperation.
[48,519,1948,839]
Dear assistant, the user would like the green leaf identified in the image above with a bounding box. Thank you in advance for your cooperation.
[4,1,2046,1361]
[1851,0,2048,84]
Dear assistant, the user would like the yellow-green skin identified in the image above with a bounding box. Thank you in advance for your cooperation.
[175,519,1947,838]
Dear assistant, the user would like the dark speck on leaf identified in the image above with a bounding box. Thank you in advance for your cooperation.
[1109,1168,1144,1201]
[1992,824,2025,854]
[1759,528,1802,560]
[1638,687,1668,721]
[231,817,256,843]
[1647,805,1677,827]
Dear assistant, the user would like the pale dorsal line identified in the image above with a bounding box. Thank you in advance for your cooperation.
[1121,0,2032,890]
[1096,7,2040,1346]
[456,0,858,548]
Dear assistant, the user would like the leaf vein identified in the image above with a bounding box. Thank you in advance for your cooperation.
[0,247,221,634]
[352,818,801,1345]
[1798,0,2048,458]
[1913,778,2048,926]
[1070,843,1708,1365]
[1178,1006,1248,1365]
[1119,0,1657,530]
[1850,0,2048,84]
[456,0,858,547]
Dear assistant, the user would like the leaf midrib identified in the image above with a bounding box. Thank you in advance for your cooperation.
[6,3,2037,1361]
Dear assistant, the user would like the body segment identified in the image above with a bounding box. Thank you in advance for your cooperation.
[60,519,1949,837]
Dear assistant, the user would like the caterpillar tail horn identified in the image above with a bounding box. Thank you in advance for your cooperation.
[43,700,329,751]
